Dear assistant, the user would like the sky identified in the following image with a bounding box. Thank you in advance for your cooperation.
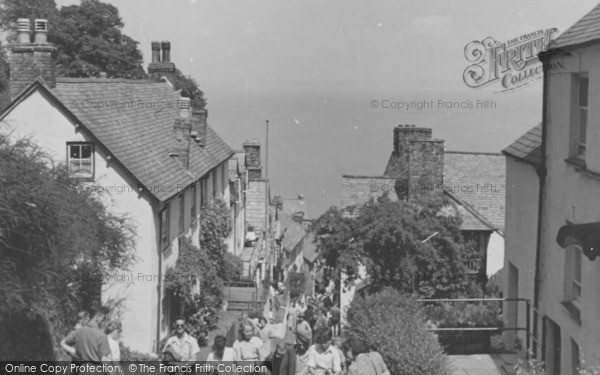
[57,0,600,217]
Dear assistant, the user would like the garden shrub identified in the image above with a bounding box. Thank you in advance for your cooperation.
[345,288,451,375]
[424,301,502,353]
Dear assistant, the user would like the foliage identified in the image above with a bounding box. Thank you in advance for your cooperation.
[164,237,223,336]
[0,134,135,358]
[514,356,545,375]
[119,343,158,361]
[310,192,477,298]
[221,252,243,281]
[200,198,233,276]
[287,270,307,299]
[170,68,206,109]
[345,288,451,375]
[424,301,503,353]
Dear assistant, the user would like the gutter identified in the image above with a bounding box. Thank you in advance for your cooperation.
[532,50,552,356]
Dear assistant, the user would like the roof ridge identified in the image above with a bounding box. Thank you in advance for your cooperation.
[445,151,503,156]
[56,77,166,84]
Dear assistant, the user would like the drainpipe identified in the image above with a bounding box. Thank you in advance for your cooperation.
[156,204,164,353]
[532,50,551,357]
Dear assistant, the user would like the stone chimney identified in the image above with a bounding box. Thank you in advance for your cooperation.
[384,124,444,200]
[171,116,191,169]
[243,140,262,181]
[10,18,57,100]
[148,40,176,80]
[190,105,207,146]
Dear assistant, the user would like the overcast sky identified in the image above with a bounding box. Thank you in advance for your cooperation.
[56,0,600,217]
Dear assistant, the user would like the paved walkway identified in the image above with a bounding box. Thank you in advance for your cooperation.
[450,354,516,375]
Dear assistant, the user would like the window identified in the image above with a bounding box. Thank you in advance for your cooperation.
[572,74,589,158]
[161,207,170,250]
[178,194,185,233]
[67,142,94,179]
[190,184,197,220]
[565,243,582,304]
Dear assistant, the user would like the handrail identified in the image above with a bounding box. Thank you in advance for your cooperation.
[418,297,533,361]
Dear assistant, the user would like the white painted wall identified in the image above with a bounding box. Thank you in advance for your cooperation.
[502,157,539,351]
[486,232,505,277]
[538,45,600,372]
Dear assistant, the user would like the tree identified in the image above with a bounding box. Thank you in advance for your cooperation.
[310,192,479,298]
[0,0,207,110]
[51,0,146,78]
[0,133,135,359]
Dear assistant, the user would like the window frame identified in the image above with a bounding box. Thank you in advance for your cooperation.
[564,239,583,306]
[571,73,589,159]
[161,206,170,251]
[66,142,95,180]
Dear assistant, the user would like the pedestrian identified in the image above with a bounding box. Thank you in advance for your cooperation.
[265,342,296,375]
[294,328,314,375]
[313,308,328,333]
[308,328,341,375]
[331,337,345,375]
[295,312,312,345]
[257,316,274,355]
[207,335,236,361]
[104,322,121,375]
[340,337,390,375]
[104,322,121,361]
[60,306,112,372]
[329,304,340,337]
[161,317,201,362]
[233,319,265,364]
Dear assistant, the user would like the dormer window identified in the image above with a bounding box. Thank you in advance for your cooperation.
[67,142,94,179]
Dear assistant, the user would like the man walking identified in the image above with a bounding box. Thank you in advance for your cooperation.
[60,306,111,373]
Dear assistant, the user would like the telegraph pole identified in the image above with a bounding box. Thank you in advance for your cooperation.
[264,120,272,283]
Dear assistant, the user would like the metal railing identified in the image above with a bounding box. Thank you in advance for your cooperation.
[418,297,532,360]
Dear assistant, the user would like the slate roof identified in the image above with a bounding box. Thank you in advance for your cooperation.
[502,124,542,167]
[341,175,399,211]
[279,214,306,252]
[282,198,306,217]
[25,77,232,202]
[303,233,319,263]
[443,152,506,233]
[550,3,600,50]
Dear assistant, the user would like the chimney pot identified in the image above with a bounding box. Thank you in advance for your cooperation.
[17,18,30,44]
[151,41,161,63]
[161,41,171,63]
[33,19,48,44]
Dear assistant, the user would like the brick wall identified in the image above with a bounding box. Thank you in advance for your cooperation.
[407,140,444,200]
[10,45,56,100]
[385,125,432,177]
[246,180,267,231]
[243,140,262,181]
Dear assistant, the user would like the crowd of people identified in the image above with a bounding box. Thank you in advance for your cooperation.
[57,284,388,375]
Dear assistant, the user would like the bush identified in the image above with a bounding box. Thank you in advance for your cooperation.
[119,343,158,361]
[345,288,451,375]
[424,301,502,353]
[221,252,243,281]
